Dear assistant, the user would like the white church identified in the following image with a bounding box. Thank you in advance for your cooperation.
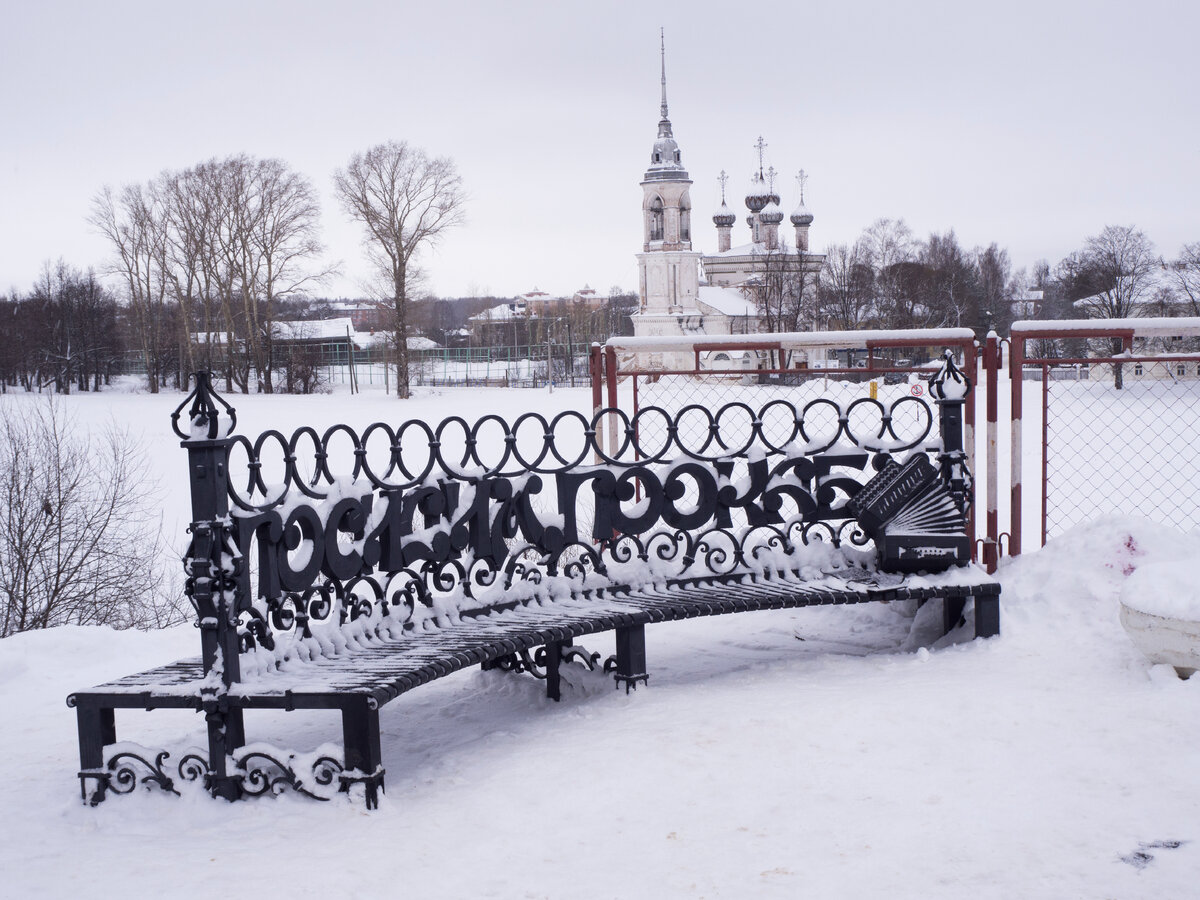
[632,43,825,370]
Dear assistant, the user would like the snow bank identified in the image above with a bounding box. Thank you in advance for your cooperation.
[1,387,1197,898]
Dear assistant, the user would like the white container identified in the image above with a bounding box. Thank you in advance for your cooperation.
[1119,603,1200,678]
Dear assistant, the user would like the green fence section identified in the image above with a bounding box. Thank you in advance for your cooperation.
[111,341,597,390]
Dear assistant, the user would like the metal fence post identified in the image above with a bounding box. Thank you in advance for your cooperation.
[1009,334,1024,557]
[984,332,1000,573]
[172,372,246,801]
[604,344,619,458]
[590,343,604,460]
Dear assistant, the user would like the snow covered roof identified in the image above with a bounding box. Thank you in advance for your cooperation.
[697,285,758,318]
[708,242,771,258]
[273,318,356,342]
[470,302,530,322]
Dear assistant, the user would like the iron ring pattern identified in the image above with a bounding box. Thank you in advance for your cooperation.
[220,397,934,511]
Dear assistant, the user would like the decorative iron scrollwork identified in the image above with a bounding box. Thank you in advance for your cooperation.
[236,749,344,801]
[82,746,376,806]
[561,645,601,670]
[100,748,180,797]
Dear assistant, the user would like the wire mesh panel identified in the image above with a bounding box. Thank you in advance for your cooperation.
[1042,358,1200,542]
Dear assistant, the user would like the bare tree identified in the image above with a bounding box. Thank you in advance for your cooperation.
[89,183,173,392]
[753,247,819,365]
[858,218,920,329]
[333,141,465,398]
[1061,225,1159,387]
[0,396,177,636]
[818,242,874,330]
[1070,225,1158,320]
[1167,241,1200,315]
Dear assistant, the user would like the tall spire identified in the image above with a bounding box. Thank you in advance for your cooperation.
[660,29,668,119]
[644,28,687,181]
[657,28,673,138]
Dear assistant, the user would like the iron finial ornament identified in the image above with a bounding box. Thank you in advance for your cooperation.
[928,350,971,400]
[171,371,237,441]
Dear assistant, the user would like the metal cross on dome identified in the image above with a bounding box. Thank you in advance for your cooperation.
[754,136,767,177]
[718,170,729,203]
[796,169,808,202]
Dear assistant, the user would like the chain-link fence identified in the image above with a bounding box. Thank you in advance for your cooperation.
[1040,358,1200,542]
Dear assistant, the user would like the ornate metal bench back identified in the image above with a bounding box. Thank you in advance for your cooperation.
[173,355,972,679]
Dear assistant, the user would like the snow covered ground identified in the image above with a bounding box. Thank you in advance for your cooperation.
[1,380,1197,898]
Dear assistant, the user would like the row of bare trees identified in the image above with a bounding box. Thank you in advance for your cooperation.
[89,155,328,393]
[0,262,122,393]
[753,219,1018,342]
[84,142,465,397]
[753,220,1200,349]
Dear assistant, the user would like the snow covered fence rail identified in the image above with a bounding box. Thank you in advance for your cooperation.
[67,361,999,810]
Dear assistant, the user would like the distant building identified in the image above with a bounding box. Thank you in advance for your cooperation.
[1013,290,1043,319]
[631,39,825,370]
[327,300,389,332]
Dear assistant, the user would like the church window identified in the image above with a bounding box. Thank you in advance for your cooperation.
[649,197,664,242]
[680,205,691,241]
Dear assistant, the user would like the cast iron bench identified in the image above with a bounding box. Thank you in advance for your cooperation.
[68,353,999,808]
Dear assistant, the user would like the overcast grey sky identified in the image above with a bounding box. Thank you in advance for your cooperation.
[2,0,1196,300]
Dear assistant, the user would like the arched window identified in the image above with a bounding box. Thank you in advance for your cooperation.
[680,203,691,242]
[649,197,664,242]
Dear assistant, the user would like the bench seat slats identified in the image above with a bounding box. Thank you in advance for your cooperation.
[73,573,995,709]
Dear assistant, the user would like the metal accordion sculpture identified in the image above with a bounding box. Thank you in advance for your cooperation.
[848,453,971,574]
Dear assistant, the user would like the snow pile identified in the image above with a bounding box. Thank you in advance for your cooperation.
[0,512,1194,897]
[1112,523,1200,618]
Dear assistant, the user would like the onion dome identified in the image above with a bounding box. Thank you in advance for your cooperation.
[791,170,814,225]
[713,201,736,227]
[745,172,770,213]
[790,200,814,226]
[760,198,784,225]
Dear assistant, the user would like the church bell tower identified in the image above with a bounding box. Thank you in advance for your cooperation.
[636,31,701,318]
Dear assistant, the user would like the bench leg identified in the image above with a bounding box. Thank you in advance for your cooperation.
[341,697,385,809]
[975,594,1000,639]
[204,701,246,802]
[941,597,966,636]
[613,624,649,693]
[76,703,116,805]
[545,641,563,702]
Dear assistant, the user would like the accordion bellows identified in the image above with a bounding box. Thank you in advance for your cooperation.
[848,455,971,574]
